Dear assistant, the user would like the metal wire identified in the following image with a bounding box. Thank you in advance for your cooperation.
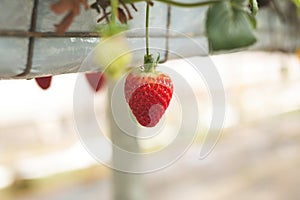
[0,30,205,38]
[16,0,39,78]
[159,5,171,64]
[0,30,100,38]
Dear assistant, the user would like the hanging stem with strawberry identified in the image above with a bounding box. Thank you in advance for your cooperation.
[124,0,173,127]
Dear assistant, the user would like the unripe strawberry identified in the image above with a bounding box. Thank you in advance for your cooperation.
[94,34,132,79]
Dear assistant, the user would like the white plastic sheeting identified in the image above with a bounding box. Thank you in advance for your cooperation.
[0,0,299,79]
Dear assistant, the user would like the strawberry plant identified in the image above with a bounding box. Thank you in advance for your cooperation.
[50,0,261,125]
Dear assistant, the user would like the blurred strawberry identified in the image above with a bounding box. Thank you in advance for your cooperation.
[35,76,52,90]
[85,72,106,92]
[95,34,132,79]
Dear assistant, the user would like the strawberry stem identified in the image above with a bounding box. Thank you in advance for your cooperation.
[145,0,150,56]
[111,0,119,24]
[144,54,154,72]
[143,53,160,72]
[124,0,227,7]
[143,0,158,73]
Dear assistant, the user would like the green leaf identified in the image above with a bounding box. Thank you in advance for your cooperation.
[206,1,257,52]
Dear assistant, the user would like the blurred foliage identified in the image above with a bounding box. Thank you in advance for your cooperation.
[206,0,257,51]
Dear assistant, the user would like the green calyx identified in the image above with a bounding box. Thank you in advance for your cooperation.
[95,22,128,37]
[143,53,160,73]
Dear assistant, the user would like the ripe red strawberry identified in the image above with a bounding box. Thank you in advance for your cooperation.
[124,69,173,127]
[85,72,106,92]
[35,76,52,90]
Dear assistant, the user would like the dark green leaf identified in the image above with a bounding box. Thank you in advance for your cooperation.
[206,1,257,52]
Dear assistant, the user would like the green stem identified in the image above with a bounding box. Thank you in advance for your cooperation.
[143,0,154,72]
[145,1,150,56]
[124,0,226,7]
[111,0,119,24]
